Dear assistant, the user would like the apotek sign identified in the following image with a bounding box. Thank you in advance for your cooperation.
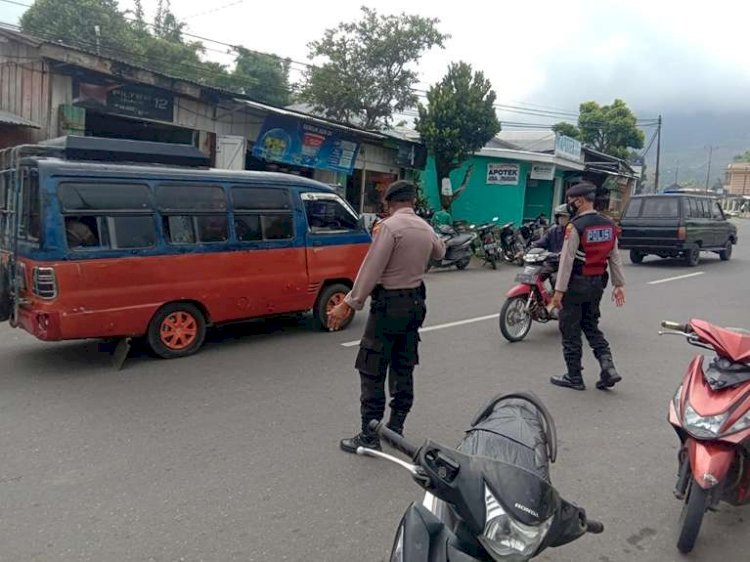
[487,163,520,185]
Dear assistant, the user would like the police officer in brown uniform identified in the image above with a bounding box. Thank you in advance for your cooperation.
[328,181,446,452]
[548,181,626,391]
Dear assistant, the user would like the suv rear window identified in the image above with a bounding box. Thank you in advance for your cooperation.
[639,197,680,218]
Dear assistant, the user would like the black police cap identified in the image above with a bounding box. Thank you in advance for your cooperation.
[384,180,417,202]
[566,181,597,197]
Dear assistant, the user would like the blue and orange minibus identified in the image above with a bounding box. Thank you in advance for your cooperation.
[0,136,370,358]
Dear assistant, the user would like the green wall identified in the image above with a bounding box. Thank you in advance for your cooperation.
[423,155,529,225]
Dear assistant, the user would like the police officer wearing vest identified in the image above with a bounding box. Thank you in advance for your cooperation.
[328,180,446,452]
[548,181,626,391]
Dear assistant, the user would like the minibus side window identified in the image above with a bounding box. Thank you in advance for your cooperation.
[302,193,360,233]
[59,182,155,250]
[157,184,228,244]
[231,186,294,242]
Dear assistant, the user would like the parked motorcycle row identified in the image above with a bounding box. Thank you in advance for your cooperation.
[365,210,750,559]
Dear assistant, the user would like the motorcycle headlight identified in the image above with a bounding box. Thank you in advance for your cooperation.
[683,403,727,439]
[478,485,552,561]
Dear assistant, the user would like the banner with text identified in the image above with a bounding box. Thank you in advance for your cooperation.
[252,114,360,174]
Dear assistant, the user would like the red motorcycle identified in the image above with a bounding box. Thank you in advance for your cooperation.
[661,319,750,553]
[499,248,558,342]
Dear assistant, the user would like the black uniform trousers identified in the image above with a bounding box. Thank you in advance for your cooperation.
[355,284,427,429]
[558,274,612,374]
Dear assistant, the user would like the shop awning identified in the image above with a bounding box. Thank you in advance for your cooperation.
[0,110,40,129]
[478,146,585,171]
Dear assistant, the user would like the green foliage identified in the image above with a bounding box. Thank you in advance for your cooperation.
[302,7,448,129]
[551,122,581,140]
[416,61,500,205]
[733,150,750,163]
[20,0,291,106]
[552,99,644,160]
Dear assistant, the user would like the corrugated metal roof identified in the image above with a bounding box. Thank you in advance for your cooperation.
[0,110,40,128]
[496,130,556,153]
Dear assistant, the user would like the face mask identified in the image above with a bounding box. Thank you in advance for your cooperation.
[566,200,579,216]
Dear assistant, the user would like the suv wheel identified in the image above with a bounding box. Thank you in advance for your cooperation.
[719,240,733,261]
[684,245,701,267]
[629,250,645,264]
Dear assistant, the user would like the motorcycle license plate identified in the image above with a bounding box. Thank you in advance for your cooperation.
[515,265,541,284]
[483,243,497,250]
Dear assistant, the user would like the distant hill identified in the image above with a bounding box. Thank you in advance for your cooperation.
[644,111,750,189]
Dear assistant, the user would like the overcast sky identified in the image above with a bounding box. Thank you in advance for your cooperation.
[3,0,750,124]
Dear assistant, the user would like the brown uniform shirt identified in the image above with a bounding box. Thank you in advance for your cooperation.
[344,208,446,310]
[555,210,626,293]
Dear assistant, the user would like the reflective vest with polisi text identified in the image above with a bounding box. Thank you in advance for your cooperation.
[569,213,617,276]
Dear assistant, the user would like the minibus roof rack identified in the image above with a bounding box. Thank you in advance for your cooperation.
[39,136,210,168]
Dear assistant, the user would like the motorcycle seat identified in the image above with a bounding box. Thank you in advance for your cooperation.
[446,233,475,248]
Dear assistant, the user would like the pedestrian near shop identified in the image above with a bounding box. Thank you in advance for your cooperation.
[548,181,626,391]
[328,180,446,452]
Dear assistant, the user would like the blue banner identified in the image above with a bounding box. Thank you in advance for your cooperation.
[252,114,361,174]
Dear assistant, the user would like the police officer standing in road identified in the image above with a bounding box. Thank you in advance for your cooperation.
[548,181,626,391]
[328,181,446,452]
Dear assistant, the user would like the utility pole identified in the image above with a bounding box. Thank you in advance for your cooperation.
[654,115,662,192]
[705,145,714,192]
[674,160,679,184]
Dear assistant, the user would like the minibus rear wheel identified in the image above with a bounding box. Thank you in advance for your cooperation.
[148,303,207,359]
[314,283,353,331]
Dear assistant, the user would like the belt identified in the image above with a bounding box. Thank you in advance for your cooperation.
[373,284,425,298]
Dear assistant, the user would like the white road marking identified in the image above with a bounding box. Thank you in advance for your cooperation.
[648,272,705,285]
[340,313,500,347]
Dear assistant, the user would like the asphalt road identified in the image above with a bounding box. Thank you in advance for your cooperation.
[1,221,749,562]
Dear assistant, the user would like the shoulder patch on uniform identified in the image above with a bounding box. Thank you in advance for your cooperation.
[564,223,574,239]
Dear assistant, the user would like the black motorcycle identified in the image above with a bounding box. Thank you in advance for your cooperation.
[358,392,603,561]
[475,217,501,269]
[498,223,525,265]
[427,224,477,271]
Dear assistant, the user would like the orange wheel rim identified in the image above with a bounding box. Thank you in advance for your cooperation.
[326,292,345,314]
[160,311,198,350]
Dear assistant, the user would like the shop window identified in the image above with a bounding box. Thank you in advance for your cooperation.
[303,197,360,233]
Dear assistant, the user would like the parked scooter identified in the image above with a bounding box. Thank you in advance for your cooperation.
[660,319,750,553]
[357,391,604,561]
[499,248,559,342]
[427,224,477,271]
[475,217,501,269]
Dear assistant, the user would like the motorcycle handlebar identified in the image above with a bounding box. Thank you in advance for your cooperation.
[586,520,604,534]
[661,320,689,333]
[369,420,419,459]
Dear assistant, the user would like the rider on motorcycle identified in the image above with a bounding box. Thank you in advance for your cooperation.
[531,205,570,314]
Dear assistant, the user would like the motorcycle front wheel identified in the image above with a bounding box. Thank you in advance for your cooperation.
[499,296,532,342]
[677,480,710,554]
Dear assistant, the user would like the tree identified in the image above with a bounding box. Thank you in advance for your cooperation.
[416,62,501,207]
[733,150,750,163]
[552,99,645,160]
[302,7,448,129]
[21,0,135,57]
[551,122,581,140]
[226,49,292,107]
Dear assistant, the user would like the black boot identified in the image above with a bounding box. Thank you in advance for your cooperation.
[340,426,381,454]
[550,370,586,391]
[387,410,408,436]
[596,355,622,390]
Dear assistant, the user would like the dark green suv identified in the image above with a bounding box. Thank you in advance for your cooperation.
[619,194,738,266]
